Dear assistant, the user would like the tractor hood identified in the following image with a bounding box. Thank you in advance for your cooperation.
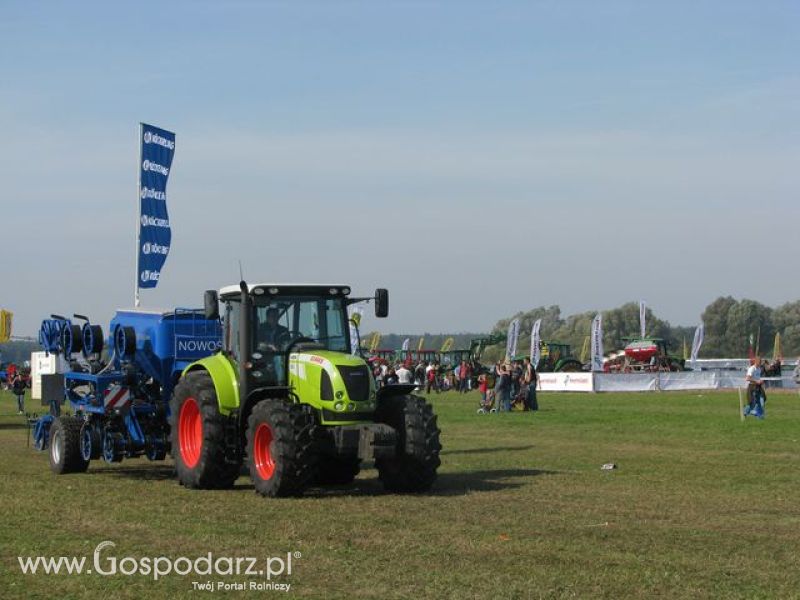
[288,350,376,424]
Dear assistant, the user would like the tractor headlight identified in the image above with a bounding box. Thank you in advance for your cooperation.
[335,391,344,400]
[334,401,345,411]
[347,403,356,412]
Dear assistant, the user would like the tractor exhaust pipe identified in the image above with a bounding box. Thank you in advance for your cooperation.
[239,280,251,403]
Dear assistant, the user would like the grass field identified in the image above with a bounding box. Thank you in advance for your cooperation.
[0,387,798,599]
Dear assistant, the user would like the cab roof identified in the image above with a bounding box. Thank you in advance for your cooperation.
[219,283,352,299]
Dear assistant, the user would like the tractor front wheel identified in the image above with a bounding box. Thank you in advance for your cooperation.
[170,371,240,489]
[246,400,317,497]
[49,416,89,474]
[376,395,441,492]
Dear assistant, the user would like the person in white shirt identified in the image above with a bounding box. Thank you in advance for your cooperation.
[396,365,413,385]
[744,358,766,418]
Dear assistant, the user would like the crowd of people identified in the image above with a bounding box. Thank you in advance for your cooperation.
[480,358,539,413]
[371,356,541,414]
[372,359,477,394]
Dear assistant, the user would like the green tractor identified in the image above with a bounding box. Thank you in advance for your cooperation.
[171,282,441,497]
[440,349,472,368]
[536,341,584,372]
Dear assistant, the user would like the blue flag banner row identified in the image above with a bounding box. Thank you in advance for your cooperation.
[138,123,175,290]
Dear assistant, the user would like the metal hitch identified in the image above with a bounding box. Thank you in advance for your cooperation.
[333,424,397,461]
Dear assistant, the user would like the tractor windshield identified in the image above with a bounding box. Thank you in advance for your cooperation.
[253,296,350,354]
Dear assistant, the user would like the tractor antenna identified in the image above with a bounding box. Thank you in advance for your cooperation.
[238,260,244,282]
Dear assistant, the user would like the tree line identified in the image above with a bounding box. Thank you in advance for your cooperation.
[3,297,797,367]
[489,297,800,361]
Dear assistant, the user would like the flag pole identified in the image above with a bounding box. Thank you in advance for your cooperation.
[134,123,142,307]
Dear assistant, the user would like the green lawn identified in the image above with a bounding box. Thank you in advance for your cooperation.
[0,388,798,599]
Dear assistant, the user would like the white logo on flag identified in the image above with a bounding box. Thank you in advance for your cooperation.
[530,319,542,366]
[142,159,169,176]
[143,130,175,150]
[591,313,604,372]
[140,187,166,201]
[690,324,704,370]
[639,300,647,338]
[505,318,520,361]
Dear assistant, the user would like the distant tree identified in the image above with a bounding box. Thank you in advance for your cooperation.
[371,296,800,364]
[700,296,738,357]
[0,340,40,365]
[772,301,800,357]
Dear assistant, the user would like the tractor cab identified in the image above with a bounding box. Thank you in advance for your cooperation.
[207,283,390,425]
[216,284,357,387]
[440,349,472,367]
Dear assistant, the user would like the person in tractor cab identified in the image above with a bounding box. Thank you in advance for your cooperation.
[257,307,290,350]
[254,307,291,383]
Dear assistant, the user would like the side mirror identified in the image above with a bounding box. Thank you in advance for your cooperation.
[204,290,219,320]
[375,288,389,318]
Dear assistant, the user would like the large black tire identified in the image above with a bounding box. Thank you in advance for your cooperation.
[314,456,361,485]
[170,371,240,489]
[246,400,318,497]
[555,359,583,373]
[80,420,102,461]
[375,395,441,492]
[49,416,89,474]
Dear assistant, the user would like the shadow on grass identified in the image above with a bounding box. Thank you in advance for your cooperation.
[424,468,557,496]
[442,445,535,456]
[87,464,558,497]
[90,465,176,481]
[0,421,29,430]
[292,467,558,498]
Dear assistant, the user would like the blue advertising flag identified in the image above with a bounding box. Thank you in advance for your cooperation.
[137,124,175,292]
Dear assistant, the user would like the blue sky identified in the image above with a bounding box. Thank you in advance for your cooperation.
[1,1,798,336]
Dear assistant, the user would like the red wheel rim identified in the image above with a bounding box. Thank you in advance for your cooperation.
[179,397,202,468]
[253,423,275,480]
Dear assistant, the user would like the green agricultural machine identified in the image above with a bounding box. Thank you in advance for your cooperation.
[470,334,583,372]
[536,341,583,372]
[440,349,472,368]
[173,282,441,497]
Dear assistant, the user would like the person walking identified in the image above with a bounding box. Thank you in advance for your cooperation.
[745,357,766,419]
[424,363,436,394]
[12,372,26,414]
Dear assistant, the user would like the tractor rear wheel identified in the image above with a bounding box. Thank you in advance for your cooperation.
[49,416,89,474]
[314,456,361,485]
[556,359,583,372]
[171,371,240,489]
[246,400,318,497]
[376,395,441,492]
